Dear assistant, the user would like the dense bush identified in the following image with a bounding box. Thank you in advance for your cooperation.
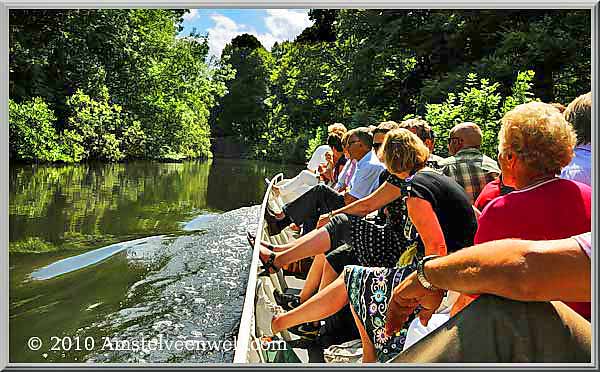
[9,98,62,162]
[9,9,229,163]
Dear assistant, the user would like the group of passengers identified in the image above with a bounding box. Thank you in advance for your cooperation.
[247,92,593,363]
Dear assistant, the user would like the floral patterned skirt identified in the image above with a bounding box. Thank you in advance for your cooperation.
[343,263,418,362]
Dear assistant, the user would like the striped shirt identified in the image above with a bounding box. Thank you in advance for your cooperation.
[439,148,500,203]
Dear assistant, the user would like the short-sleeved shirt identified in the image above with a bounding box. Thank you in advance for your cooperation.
[307,144,330,172]
[439,148,501,204]
[560,144,591,186]
[457,178,592,319]
[405,170,478,253]
[348,150,385,200]
[573,232,592,258]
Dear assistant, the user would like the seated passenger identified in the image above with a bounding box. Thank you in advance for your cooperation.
[398,118,445,168]
[449,101,591,320]
[265,127,384,235]
[306,123,347,173]
[255,129,477,363]
[273,130,346,202]
[438,122,500,203]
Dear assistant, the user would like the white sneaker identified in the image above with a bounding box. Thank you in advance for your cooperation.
[256,288,285,337]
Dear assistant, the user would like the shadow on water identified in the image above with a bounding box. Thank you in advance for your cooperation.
[9,158,304,363]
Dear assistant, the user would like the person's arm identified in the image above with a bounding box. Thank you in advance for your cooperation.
[424,237,591,302]
[343,192,359,205]
[385,237,591,334]
[406,197,447,256]
[317,182,402,228]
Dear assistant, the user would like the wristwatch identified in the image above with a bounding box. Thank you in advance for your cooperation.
[416,255,440,291]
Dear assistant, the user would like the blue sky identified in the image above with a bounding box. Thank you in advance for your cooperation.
[179,9,313,58]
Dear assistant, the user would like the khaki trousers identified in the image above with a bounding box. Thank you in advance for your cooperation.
[391,295,591,363]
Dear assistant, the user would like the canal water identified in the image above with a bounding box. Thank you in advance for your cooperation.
[9,158,304,363]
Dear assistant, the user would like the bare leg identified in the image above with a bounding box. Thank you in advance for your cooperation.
[350,304,377,363]
[260,228,331,269]
[261,226,326,252]
[299,254,325,303]
[271,275,348,334]
[318,259,340,292]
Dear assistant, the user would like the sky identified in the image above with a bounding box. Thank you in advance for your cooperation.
[179,9,314,59]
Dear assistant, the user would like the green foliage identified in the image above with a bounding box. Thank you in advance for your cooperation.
[425,71,535,158]
[9,9,228,163]
[305,126,327,161]
[9,98,62,162]
[65,89,128,161]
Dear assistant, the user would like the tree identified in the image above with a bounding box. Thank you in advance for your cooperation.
[213,34,273,141]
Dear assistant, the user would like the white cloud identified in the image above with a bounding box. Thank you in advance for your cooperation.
[264,9,312,40]
[206,10,313,59]
[183,9,199,22]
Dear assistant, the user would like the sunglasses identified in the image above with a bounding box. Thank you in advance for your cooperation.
[347,140,362,147]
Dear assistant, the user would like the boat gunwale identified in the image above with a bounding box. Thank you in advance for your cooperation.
[233,173,284,363]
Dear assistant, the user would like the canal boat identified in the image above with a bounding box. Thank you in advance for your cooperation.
[233,174,361,363]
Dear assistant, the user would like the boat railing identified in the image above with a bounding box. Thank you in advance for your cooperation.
[233,173,284,363]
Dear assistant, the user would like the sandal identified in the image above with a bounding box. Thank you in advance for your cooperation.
[258,249,279,276]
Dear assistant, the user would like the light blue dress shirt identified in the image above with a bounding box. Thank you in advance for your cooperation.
[348,150,385,199]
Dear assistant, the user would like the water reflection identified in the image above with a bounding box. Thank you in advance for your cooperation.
[9,158,303,363]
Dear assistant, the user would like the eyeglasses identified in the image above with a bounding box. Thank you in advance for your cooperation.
[448,137,462,143]
[373,143,383,151]
[347,140,362,147]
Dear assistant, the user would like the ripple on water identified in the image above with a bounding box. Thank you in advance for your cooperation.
[86,205,259,363]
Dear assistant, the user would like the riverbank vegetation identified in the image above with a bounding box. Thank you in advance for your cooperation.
[9,9,232,162]
[9,9,590,163]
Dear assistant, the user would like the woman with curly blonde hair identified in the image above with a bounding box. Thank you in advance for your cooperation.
[453,101,592,320]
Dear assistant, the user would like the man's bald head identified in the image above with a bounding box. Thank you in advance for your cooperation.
[448,122,482,155]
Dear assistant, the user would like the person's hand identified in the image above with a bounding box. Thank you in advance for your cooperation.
[317,214,331,229]
[385,271,444,336]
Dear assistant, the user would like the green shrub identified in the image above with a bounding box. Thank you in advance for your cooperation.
[425,71,535,158]
[9,98,62,162]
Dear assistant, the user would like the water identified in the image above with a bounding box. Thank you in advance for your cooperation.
[9,158,304,363]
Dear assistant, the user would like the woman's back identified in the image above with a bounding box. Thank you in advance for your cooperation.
[407,170,478,253]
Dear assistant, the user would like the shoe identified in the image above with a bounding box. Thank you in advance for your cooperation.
[273,290,301,311]
[256,289,285,337]
[288,322,320,340]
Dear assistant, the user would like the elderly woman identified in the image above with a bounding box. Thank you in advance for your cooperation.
[451,101,591,319]
[256,128,477,362]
